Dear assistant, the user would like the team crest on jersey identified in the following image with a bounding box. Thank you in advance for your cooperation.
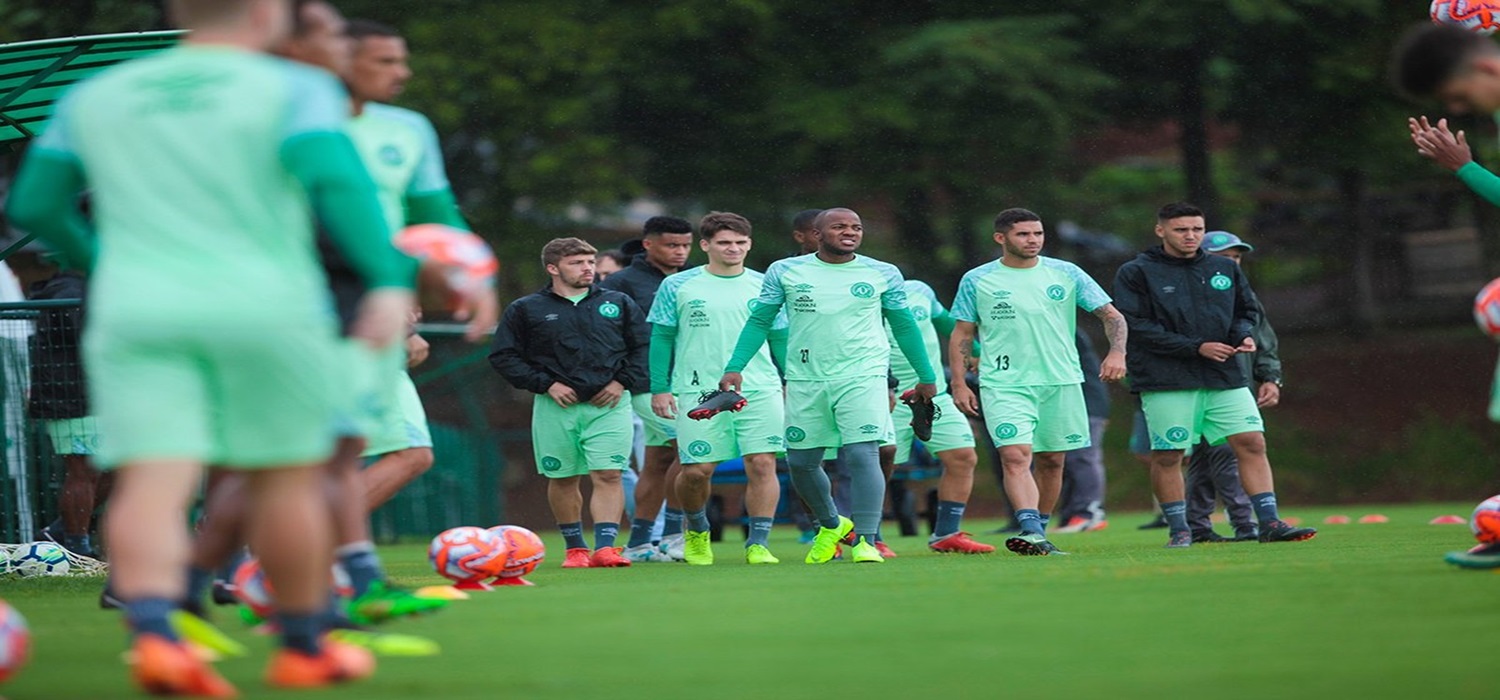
[995,423,1019,440]
[1210,273,1232,291]
[540,456,563,473]
[688,440,713,457]
[379,144,404,166]
[786,426,807,443]
[1046,284,1067,301]
[1165,426,1190,443]
[598,302,621,318]
[850,282,876,299]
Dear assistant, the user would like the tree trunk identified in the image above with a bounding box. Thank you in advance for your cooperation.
[1176,44,1219,218]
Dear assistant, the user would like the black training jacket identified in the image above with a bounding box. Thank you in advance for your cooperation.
[598,254,669,393]
[488,285,649,400]
[1112,246,1261,392]
[27,271,88,419]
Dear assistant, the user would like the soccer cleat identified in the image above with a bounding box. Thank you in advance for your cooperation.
[562,547,593,568]
[347,580,450,626]
[100,585,125,610]
[1005,532,1060,556]
[1445,542,1500,569]
[210,581,239,606]
[1233,527,1260,542]
[170,610,248,659]
[899,389,937,442]
[687,389,748,420]
[1054,515,1108,534]
[589,547,632,567]
[621,542,676,563]
[1035,539,1069,555]
[850,536,885,563]
[875,541,898,558]
[1258,520,1317,543]
[1192,530,1231,544]
[683,530,714,565]
[1138,515,1170,530]
[929,531,996,554]
[265,639,376,689]
[744,544,780,564]
[1165,531,1193,548]
[659,533,687,561]
[328,628,441,657]
[130,634,239,698]
[806,516,854,564]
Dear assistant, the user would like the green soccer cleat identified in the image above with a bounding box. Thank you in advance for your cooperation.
[170,610,248,658]
[744,544,780,564]
[806,516,854,564]
[347,580,451,626]
[850,536,885,563]
[684,530,714,566]
[1445,543,1500,569]
[1005,531,1062,556]
[328,628,442,657]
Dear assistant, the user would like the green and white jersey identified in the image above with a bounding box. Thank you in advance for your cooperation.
[886,280,946,394]
[347,102,450,232]
[649,267,784,394]
[33,46,349,326]
[757,254,907,382]
[951,256,1110,387]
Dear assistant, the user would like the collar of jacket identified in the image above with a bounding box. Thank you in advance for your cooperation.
[538,284,602,302]
[1144,245,1207,266]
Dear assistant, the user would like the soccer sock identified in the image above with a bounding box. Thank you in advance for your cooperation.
[594,522,620,550]
[626,518,656,548]
[184,566,215,606]
[933,500,967,538]
[686,508,710,532]
[125,597,178,640]
[1039,514,1051,533]
[746,517,774,547]
[64,534,92,554]
[1015,508,1044,536]
[279,612,323,655]
[841,441,884,544]
[662,507,685,538]
[1249,492,1281,525]
[559,522,588,550]
[1162,500,1190,534]
[335,541,383,599]
[787,448,840,529]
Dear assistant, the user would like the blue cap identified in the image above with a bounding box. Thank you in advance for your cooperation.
[1204,231,1254,253]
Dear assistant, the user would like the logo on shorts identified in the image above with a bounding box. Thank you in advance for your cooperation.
[1046,284,1067,301]
[747,299,759,310]
[1245,415,1262,425]
[540,456,563,473]
[688,440,713,457]
[912,306,930,321]
[859,424,880,435]
[609,455,628,465]
[766,435,784,446]
[1065,433,1084,444]
[1210,273,1232,291]
[995,423,1018,440]
[850,282,876,299]
[1165,426,1190,443]
[598,302,621,318]
[786,426,807,443]
[378,144,404,166]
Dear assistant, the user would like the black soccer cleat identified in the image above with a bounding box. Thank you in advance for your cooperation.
[1258,520,1316,543]
[687,390,748,421]
[900,389,937,442]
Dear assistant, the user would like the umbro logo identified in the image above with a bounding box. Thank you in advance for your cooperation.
[544,313,559,321]
[1161,286,1176,294]
[790,283,815,293]
[1065,433,1084,444]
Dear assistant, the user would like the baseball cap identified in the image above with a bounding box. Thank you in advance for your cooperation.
[1204,231,1254,253]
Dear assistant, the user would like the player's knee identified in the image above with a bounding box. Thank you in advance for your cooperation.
[409,447,435,473]
[943,450,978,475]
[591,469,623,486]
[1230,433,1267,457]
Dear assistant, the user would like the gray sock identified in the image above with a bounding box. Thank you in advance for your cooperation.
[839,441,885,542]
[746,517,774,547]
[787,448,839,529]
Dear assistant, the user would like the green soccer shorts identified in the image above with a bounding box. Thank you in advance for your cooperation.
[1490,355,1500,423]
[361,342,434,458]
[784,376,890,450]
[674,389,785,464]
[1140,387,1263,451]
[631,392,678,447]
[893,392,975,465]
[532,392,634,478]
[45,417,99,456]
[979,383,1091,453]
[333,339,384,441]
[84,319,339,469]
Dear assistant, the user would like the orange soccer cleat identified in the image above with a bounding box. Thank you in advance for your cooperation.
[265,639,376,689]
[130,634,238,698]
[561,547,593,568]
[928,531,996,554]
[588,547,633,568]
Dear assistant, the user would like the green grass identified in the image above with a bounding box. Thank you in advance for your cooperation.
[3,503,1497,699]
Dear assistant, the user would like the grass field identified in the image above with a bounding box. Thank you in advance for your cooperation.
[2,503,1496,699]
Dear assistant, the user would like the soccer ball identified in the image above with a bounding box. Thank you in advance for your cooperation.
[232,559,355,620]
[1474,278,1500,339]
[1432,0,1500,34]
[1472,495,1500,542]
[429,526,509,582]
[395,224,499,308]
[7,542,70,577]
[487,525,546,579]
[0,599,28,684]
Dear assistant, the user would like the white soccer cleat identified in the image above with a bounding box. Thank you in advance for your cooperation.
[621,543,675,563]
[658,534,687,562]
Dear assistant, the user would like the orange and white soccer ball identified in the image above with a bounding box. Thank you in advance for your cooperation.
[0,599,28,685]
[1474,278,1500,339]
[429,526,509,583]
[395,224,498,307]
[232,559,354,620]
[1472,495,1500,543]
[487,525,546,579]
[1432,0,1500,34]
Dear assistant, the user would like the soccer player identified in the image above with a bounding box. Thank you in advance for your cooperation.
[950,208,1127,557]
[1052,330,1112,534]
[1112,203,1315,548]
[721,208,937,564]
[6,0,416,692]
[490,238,646,568]
[884,278,992,553]
[649,212,787,565]
[601,216,695,562]
[1184,231,1282,543]
[596,249,628,281]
